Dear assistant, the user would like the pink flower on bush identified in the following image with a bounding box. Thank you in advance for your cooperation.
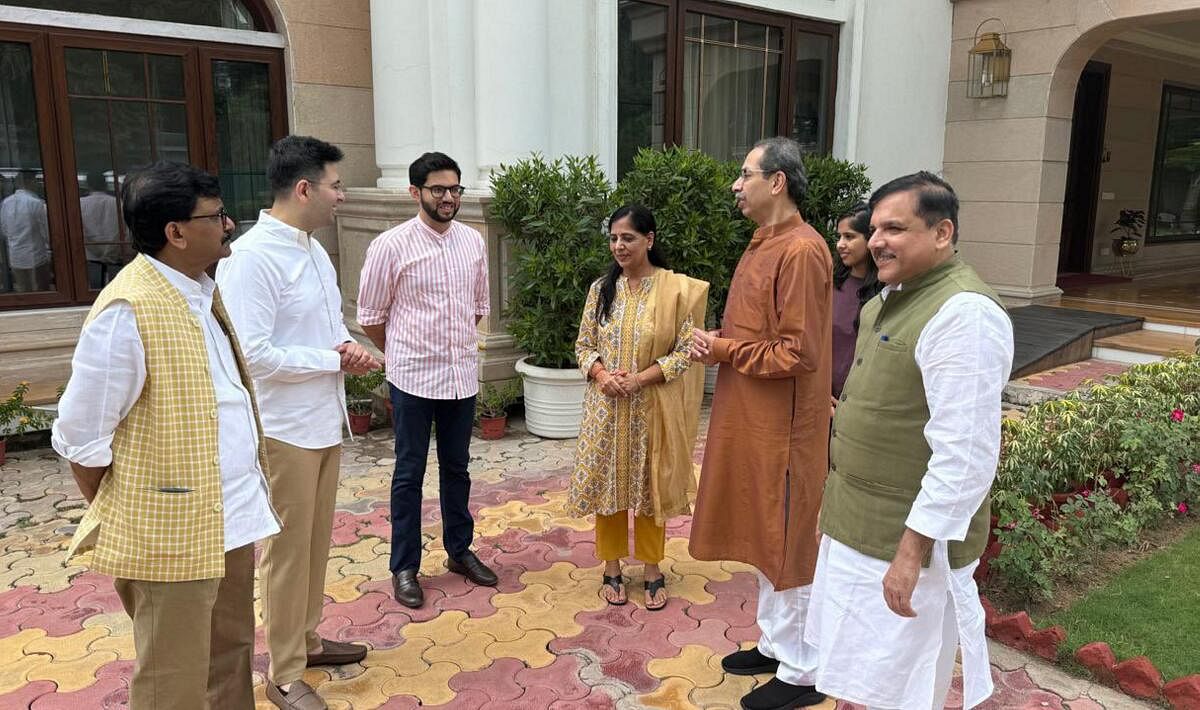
[1191,463,1200,475]
[1178,502,1190,515]
[1170,408,1185,422]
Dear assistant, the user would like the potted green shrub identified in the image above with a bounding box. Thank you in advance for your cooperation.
[1,381,49,466]
[490,154,613,438]
[344,369,386,435]
[476,380,521,440]
[798,153,873,251]
[1110,208,1145,256]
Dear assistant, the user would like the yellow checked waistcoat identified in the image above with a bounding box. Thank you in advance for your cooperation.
[66,254,270,582]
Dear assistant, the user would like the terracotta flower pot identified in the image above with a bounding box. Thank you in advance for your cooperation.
[348,412,372,435]
[479,415,507,440]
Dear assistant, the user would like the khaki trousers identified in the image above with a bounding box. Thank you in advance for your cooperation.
[595,510,665,564]
[114,543,255,710]
[260,437,341,685]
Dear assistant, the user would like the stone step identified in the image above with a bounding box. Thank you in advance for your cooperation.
[1093,329,1197,364]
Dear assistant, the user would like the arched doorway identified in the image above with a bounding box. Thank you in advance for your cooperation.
[0,0,286,308]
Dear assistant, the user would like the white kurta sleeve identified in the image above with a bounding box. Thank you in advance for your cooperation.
[51,302,147,467]
[216,251,342,381]
[905,292,1014,542]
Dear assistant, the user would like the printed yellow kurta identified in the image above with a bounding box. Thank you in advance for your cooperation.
[569,272,695,518]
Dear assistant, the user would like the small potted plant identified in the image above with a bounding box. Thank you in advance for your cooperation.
[1110,208,1145,256]
[476,380,520,440]
[344,369,386,436]
[1,381,50,466]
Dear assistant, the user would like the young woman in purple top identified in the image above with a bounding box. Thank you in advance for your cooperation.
[831,203,883,399]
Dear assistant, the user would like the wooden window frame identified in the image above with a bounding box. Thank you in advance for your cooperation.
[1147,82,1200,245]
[0,22,286,311]
[621,0,839,156]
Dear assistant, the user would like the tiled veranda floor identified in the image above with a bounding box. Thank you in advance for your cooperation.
[0,417,1148,709]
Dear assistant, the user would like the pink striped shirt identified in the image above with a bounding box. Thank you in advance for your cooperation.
[357,216,490,400]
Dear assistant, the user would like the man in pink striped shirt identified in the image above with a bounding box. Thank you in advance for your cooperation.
[357,151,497,608]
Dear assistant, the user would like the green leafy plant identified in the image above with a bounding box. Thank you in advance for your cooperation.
[490,154,614,369]
[1110,208,1146,256]
[476,380,521,419]
[1,382,49,437]
[345,369,386,416]
[614,146,753,328]
[988,354,1200,602]
[798,154,872,251]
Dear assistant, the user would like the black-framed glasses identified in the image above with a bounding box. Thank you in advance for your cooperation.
[181,207,231,224]
[421,184,465,199]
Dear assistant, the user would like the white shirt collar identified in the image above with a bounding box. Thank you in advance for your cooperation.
[145,254,215,311]
[255,209,311,248]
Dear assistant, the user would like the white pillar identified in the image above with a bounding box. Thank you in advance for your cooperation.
[370,0,433,188]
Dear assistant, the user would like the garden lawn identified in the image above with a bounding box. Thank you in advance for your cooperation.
[1043,521,1200,680]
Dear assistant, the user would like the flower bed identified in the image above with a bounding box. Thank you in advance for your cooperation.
[984,353,1200,602]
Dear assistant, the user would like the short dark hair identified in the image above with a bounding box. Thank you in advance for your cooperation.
[868,171,960,244]
[409,152,462,187]
[267,135,343,196]
[754,136,808,207]
[121,161,221,257]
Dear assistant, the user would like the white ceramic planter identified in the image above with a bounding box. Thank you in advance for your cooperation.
[704,364,718,395]
[514,356,587,439]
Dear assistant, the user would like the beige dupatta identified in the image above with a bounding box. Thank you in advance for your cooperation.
[637,270,709,525]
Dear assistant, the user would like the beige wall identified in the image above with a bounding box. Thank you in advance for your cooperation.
[946,0,1200,303]
[1088,44,1200,276]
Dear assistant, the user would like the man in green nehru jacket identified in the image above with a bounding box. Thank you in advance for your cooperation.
[807,172,1013,710]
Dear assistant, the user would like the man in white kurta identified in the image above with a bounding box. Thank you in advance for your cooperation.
[808,172,1013,710]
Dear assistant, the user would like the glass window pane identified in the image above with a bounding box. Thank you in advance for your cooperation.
[739,21,767,50]
[705,16,735,44]
[1149,85,1200,243]
[149,55,184,100]
[617,1,668,177]
[69,98,131,289]
[109,102,153,172]
[3,0,260,30]
[213,59,273,237]
[152,104,190,164]
[685,11,703,40]
[0,42,55,294]
[792,32,833,155]
[105,50,146,98]
[65,48,104,96]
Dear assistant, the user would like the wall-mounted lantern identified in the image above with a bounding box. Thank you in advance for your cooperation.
[967,19,1011,98]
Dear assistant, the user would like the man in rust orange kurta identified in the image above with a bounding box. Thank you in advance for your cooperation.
[690,137,832,710]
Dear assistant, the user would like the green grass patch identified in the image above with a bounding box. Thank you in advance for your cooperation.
[1043,523,1200,680]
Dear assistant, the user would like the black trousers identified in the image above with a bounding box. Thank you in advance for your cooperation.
[387,385,476,574]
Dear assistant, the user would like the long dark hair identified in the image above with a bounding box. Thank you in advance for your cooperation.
[596,204,669,323]
[832,203,883,318]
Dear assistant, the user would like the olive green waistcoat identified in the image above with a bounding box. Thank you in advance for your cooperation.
[819,257,1002,568]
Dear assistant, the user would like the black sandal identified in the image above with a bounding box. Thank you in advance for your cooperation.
[601,574,627,606]
[644,575,667,611]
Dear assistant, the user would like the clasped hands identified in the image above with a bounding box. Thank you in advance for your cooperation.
[595,368,643,398]
[688,328,720,365]
[336,341,381,376]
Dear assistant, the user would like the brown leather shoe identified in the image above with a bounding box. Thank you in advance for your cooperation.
[266,680,327,710]
[306,637,367,667]
[446,551,498,586]
[392,568,424,608]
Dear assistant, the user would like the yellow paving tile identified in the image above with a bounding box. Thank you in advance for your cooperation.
[687,673,758,710]
[338,558,392,582]
[81,611,132,637]
[363,637,433,677]
[87,629,135,660]
[639,676,698,709]
[492,582,554,617]
[401,610,468,645]
[670,573,716,605]
[521,561,578,591]
[418,548,449,577]
[0,653,54,695]
[24,626,108,661]
[422,632,495,672]
[28,649,119,693]
[379,660,459,706]
[647,645,724,689]
[483,629,556,668]
[315,665,396,709]
[324,573,369,603]
[7,554,84,592]
[330,537,384,563]
[0,629,48,662]
[458,607,526,642]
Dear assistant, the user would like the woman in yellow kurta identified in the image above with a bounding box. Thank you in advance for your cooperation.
[570,204,707,610]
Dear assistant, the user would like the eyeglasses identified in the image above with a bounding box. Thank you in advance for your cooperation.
[738,168,776,181]
[309,180,345,193]
[181,207,231,224]
[421,184,465,199]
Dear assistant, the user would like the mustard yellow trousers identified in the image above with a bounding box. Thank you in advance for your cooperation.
[594,510,665,564]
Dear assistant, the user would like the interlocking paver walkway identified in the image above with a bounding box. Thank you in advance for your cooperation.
[0,414,1150,709]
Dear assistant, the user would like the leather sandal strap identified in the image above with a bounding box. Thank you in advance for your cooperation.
[644,576,667,607]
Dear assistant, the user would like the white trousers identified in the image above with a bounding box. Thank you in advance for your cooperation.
[755,570,818,686]
[865,598,958,710]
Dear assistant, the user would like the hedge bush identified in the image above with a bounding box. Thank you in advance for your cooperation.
[989,353,1200,602]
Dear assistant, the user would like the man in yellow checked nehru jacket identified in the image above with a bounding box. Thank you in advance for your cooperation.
[53,161,279,710]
